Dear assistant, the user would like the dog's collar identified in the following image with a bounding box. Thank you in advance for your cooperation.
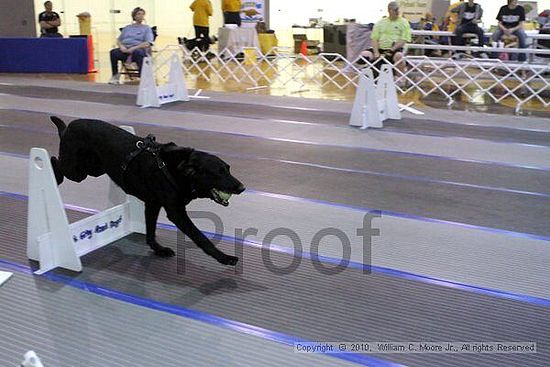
[121,134,180,191]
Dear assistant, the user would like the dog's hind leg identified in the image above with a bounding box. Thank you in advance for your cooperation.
[145,202,175,257]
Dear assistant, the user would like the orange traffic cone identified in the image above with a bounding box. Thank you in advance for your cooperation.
[300,40,308,56]
[87,35,97,73]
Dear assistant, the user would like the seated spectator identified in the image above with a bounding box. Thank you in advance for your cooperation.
[109,7,154,85]
[492,0,527,62]
[359,1,412,73]
[444,0,464,33]
[498,34,518,61]
[421,13,439,32]
[419,12,442,56]
[451,0,485,47]
[38,1,62,38]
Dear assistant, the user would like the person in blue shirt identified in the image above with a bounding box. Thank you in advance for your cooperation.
[109,7,154,84]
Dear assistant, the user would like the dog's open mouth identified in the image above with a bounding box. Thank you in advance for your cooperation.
[211,188,232,206]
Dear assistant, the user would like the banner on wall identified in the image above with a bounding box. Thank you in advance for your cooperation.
[241,0,265,28]
[399,0,434,23]
[518,1,538,20]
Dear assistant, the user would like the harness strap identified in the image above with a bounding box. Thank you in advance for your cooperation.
[121,134,179,191]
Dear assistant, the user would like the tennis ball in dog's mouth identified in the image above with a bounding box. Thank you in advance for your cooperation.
[218,191,232,201]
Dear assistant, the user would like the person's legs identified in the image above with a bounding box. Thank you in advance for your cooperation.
[492,29,504,43]
[393,51,406,73]
[228,12,241,26]
[131,48,148,75]
[195,26,210,42]
[201,26,210,40]
[490,29,504,58]
[460,23,483,46]
[454,24,466,46]
[359,50,375,64]
[473,24,485,46]
[514,29,528,61]
[224,12,240,26]
[110,48,126,76]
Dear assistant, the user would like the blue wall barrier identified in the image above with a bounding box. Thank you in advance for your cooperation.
[0,37,88,73]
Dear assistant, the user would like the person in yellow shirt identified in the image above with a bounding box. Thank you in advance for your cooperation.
[222,0,242,26]
[190,0,213,39]
[444,0,464,32]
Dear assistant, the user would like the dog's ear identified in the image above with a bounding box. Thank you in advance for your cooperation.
[159,142,178,152]
[160,144,194,168]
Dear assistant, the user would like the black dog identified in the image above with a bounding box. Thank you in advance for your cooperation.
[50,117,245,266]
[179,36,212,52]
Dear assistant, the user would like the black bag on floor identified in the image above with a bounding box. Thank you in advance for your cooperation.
[178,36,211,52]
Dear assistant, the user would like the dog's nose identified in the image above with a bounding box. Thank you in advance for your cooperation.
[236,183,245,194]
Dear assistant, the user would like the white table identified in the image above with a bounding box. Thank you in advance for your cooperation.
[218,27,260,56]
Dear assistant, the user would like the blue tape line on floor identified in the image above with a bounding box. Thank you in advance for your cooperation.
[2,189,550,307]
[0,259,405,367]
[4,149,549,198]
[248,190,550,242]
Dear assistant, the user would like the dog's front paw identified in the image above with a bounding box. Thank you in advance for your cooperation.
[153,246,176,257]
[217,255,239,266]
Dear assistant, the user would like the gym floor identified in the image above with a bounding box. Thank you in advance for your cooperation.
[0,75,549,367]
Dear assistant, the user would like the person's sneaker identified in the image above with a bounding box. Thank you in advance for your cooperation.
[108,74,120,85]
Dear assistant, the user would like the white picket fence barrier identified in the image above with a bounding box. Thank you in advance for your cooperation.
[148,44,550,113]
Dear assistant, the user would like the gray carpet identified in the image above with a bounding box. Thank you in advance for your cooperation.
[0,85,548,145]
[0,196,548,367]
[0,271,359,367]
[1,110,549,237]
[1,81,549,367]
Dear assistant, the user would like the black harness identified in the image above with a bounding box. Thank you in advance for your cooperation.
[121,134,179,191]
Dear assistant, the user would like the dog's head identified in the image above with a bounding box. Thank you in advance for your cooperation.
[164,146,245,206]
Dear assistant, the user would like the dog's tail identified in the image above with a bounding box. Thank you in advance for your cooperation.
[50,116,67,138]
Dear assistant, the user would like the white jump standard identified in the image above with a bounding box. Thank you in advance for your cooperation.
[26,127,146,275]
[349,64,401,129]
[137,52,190,108]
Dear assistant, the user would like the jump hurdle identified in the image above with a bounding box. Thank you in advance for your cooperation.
[137,52,190,108]
[349,64,401,129]
[21,351,44,367]
[0,271,12,286]
[26,127,145,275]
